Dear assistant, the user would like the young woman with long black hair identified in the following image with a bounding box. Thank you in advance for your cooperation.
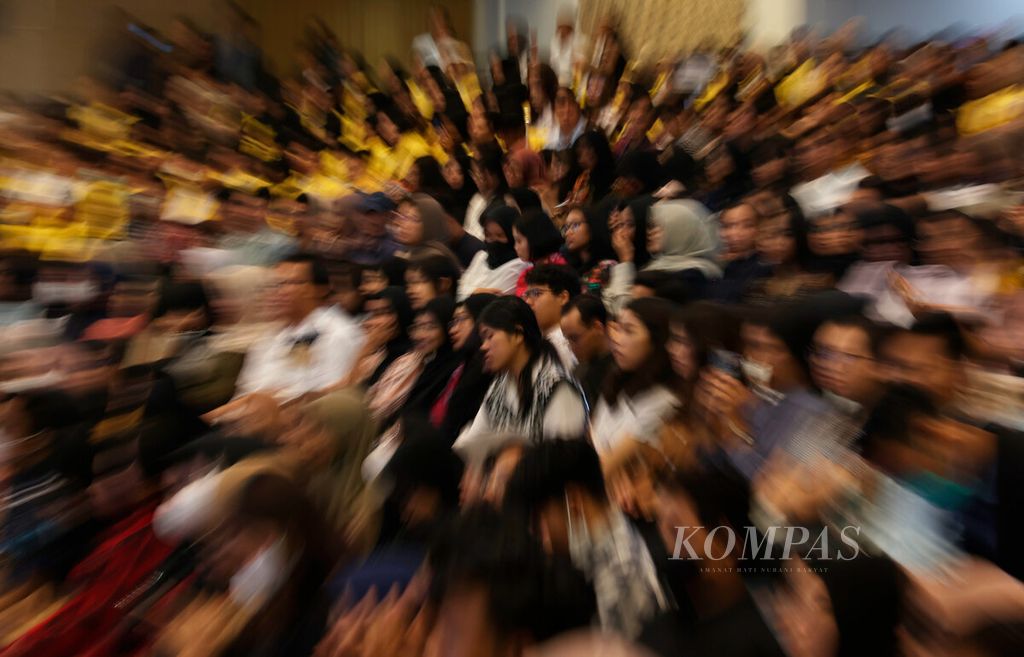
[453,295,586,466]
[590,297,680,474]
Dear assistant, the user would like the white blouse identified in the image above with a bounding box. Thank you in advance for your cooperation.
[457,250,531,301]
[589,385,680,456]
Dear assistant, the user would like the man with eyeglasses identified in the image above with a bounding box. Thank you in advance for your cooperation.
[523,264,581,371]
[225,253,364,404]
[810,315,885,422]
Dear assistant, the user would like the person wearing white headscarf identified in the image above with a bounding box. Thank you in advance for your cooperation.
[604,199,721,313]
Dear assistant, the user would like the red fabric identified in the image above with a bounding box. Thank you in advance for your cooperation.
[1,505,174,657]
[515,252,568,297]
[429,362,465,427]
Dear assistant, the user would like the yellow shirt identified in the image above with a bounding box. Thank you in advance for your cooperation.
[957,85,1024,136]
[774,59,822,109]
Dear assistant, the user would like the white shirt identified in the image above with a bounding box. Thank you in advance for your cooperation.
[412,33,442,68]
[590,386,680,456]
[549,32,582,86]
[838,260,989,328]
[457,250,531,300]
[547,326,578,371]
[234,305,365,402]
[546,117,587,151]
[463,193,490,240]
[790,163,870,217]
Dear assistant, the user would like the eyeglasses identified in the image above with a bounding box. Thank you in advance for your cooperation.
[562,221,585,236]
[808,345,871,364]
[449,314,472,329]
[522,287,551,300]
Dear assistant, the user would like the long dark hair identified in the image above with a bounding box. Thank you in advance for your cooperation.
[601,297,677,403]
[514,210,563,261]
[670,301,741,406]
[448,150,477,220]
[574,130,615,202]
[412,156,453,202]
[626,195,655,268]
[563,204,615,273]
[479,296,560,415]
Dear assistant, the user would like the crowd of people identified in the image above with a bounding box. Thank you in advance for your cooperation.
[1,2,1024,656]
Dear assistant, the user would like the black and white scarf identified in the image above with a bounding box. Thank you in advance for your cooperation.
[482,355,575,443]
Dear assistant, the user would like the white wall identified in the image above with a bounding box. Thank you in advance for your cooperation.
[474,0,578,60]
[744,0,807,50]
[805,0,1024,42]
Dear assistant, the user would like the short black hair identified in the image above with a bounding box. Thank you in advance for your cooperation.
[504,439,607,515]
[407,250,461,292]
[506,187,542,212]
[280,252,329,286]
[524,264,580,301]
[565,293,607,325]
[818,314,884,357]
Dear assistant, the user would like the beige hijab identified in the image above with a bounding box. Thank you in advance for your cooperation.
[205,265,278,353]
[304,387,379,534]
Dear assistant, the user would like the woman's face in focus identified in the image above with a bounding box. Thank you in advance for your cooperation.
[479,325,521,373]
[562,208,590,252]
[449,306,475,351]
[512,226,531,261]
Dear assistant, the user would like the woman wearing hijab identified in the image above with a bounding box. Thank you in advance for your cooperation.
[430,293,498,443]
[453,296,587,467]
[362,297,461,480]
[391,194,454,257]
[513,209,568,297]
[458,206,531,299]
[206,265,276,354]
[606,199,721,312]
[562,205,617,294]
[391,193,483,268]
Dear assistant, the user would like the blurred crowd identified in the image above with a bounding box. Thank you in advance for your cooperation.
[1,2,1024,656]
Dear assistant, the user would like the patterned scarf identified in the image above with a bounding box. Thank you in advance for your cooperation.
[482,355,573,442]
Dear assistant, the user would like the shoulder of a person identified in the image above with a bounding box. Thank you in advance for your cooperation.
[314,305,362,333]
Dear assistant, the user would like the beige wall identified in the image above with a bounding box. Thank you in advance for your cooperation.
[239,0,474,78]
[0,0,473,94]
[0,0,224,94]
